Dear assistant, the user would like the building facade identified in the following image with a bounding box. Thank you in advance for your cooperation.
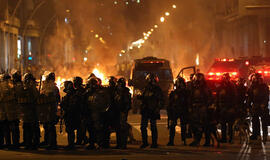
[216,0,270,57]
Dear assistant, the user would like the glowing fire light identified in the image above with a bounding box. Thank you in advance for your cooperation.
[92,68,109,85]
[56,77,66,90]
[195,54,199,66]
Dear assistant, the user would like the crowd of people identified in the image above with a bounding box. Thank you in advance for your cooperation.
[0,70,269,151]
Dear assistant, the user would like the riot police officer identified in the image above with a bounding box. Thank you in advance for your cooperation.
[60,81,80,149]
[216,73,236,143]
[104,76,118,148]
[114,78,131,149]
[19,73,39,149]
[73,77,87,145]
[235,78,248,119]
[0,72,21,149]
[85,77,111,149]
[140,73,164,148]
[0,74,9,149]
[38,72,60,150]
[167,76,188,146]
[188,73,212,146]
[247,73,269,143]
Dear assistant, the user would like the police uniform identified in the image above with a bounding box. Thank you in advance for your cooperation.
[140,74,164,148]
[167,77,188,146]
[18,74,39,149]
[0,76,20,148]
[247,76,269,143]
[188,73,212,146]
[85,78,111,149]
[114,78,131,149]
[235,79,248,119]
[0,76,8,148]
[216,80,236,143]
[38,77,60,149]
[60,81,80,149]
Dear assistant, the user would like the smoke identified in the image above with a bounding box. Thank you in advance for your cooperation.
[140,0,217,75]
[44,0,220,79]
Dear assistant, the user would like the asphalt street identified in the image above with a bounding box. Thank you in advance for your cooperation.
[0,111,269,160]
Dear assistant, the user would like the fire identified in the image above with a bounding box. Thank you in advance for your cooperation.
[92,68,109,85]
[56,77,66,90]
[196,54,199,66]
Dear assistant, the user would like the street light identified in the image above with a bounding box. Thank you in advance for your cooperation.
[160,17,165,23]
[172,4,177,9]
[165,12,170,16]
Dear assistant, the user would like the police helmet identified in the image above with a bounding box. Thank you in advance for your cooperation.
[175,76,186,88]
[3,73,11,80]
[73,77,83,88]
[11,69,22,83]
[45,72,55,81]
[109,76,117,87]
[251,73,262,83]
[222,73,231,82]
[192,73,205,82]
[23,73,36,83]
[87,77,99,89]
[117,77,126,87]
[63,81,74,93]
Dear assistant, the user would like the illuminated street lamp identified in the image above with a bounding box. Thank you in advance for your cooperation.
[165,12,170,16]
[160,17,165,23]
[172,4,177,9]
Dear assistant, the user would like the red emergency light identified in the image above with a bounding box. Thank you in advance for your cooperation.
[207,71,238,80]
[215,58,235,62]
[257,70,270,76]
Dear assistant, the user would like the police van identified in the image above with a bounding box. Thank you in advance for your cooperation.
[128,56,174,113]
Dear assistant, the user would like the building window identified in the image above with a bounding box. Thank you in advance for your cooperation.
[28,38,32,55]
[17,38,21,58]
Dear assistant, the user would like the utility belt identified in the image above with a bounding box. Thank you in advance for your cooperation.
[37,96,57,105]
[17,97,34,104]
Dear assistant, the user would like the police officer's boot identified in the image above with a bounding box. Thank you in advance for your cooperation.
[10,121,20,149]
[140,132,149,149]
[220,123,227,143]
[151,125,158,148]
[186,125,192,138]
[189,128,201,146]
[46,124,57,150]
[140,125,149,148]
[32,122,40,149]
[167,127,175,146]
